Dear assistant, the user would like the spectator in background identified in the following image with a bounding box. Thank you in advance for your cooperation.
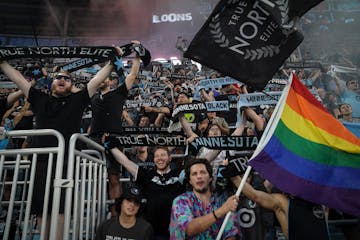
[169,91,195,133]
[316,87,327,102]
[311,67,336,92]
[95,182,154,240]
[186,64,199,79]
[24,61,51,90]
[122,109,135,127]
[88,41,141,217]
[206,111,230,136]
[143,101,171,128]
[240,106,266,138]
[137,114,151,127]
[2,97,34,149]
[338,103,360,123]
[0,89,24,121]
[212,84,243,127]
[323,91,341,118]
[263,106,275,123]
[337,78,360,119]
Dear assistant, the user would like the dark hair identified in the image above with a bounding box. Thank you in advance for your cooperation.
[177,91,190,99]
[115,182,145,216]
[184,158,213,189]
[198,112,208,122]
[346,79,358,87]
[338,103,352,111]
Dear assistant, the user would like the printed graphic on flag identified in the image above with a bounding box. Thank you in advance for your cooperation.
[184,0,305,91]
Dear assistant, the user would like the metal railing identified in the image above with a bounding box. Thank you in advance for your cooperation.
[64,133,107,240]
[0,130,109,240]
[0,129,65,240]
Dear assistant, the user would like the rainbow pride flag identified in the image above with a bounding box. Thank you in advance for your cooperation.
[249,73,360,216]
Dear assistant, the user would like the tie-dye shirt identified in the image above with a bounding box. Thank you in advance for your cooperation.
[169,191,241,239]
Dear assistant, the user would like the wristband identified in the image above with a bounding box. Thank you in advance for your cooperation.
[212,210,218,220]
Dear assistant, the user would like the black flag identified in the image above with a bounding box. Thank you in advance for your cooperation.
[259,0,324,27]
[184,0,305,91]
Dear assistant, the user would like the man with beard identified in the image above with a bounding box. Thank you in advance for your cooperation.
[0,49,119,240]
[169,158,241,240]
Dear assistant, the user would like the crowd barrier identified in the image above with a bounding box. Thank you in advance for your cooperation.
[0,130,109,240]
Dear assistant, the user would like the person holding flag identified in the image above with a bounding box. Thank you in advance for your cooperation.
[169,158,241,240]
[228,173,329,240]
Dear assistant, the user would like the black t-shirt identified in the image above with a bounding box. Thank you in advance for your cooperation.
[215,94,238,125]
[28,86,90,148]
[95,216,154,240]
[238,174,274,240]
[136,167,185,237]
[90,84,128,135]
[14,115,34,130]
[0,97,8,120]
[238,197,267,240]
[288,198,329,240]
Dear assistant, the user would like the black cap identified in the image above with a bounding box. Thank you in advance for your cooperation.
[198,112,208,122]
[119,183,143,204]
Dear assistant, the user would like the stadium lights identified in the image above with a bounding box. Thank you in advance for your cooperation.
[169,57,181,65]
[153,58,168,63]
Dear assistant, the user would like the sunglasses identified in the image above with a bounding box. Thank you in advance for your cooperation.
[55,75,71,81]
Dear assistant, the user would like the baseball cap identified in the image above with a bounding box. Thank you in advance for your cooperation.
[119,183,143,204]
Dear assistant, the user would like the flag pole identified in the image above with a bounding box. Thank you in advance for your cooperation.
[216,74,294,240]
[215,166,252,240]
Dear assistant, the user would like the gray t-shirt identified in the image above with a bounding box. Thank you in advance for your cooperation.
[95,216,154,240]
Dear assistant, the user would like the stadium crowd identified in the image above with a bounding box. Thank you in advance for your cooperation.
[0,42,359,240]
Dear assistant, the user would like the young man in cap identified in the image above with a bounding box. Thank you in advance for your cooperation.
[95,182,153,240]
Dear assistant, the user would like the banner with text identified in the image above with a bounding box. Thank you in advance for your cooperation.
[184,0,304,91]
